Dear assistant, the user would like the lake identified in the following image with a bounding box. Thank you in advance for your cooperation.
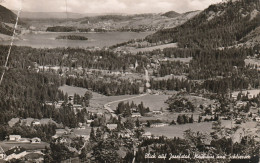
[0,31,153,48]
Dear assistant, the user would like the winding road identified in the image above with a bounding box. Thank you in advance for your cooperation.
[104,67,150,118]
[104,93,148,118]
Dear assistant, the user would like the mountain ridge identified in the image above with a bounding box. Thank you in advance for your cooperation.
[146,0,260,48]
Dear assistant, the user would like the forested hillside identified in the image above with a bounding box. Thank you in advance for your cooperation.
[0,5,17,24]
[0,5,19,36]
[146,0,260,48]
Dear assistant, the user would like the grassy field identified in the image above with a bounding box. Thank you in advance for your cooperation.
[232,89,260,97]
[245,58,260,67]
[59,85,105,98]
[221,120,258,142]
[152,75,187,81]
[108,94,171,111]
[90,95,137,105]
[184,95,216,108]
[0,141,49,152]
[167,57,192,63]
[144,122,213,138]
[145,120,259,143]
[128,43,178,54]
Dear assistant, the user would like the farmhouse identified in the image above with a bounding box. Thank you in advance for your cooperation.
[9,135,21,141]
[142,132,152,139]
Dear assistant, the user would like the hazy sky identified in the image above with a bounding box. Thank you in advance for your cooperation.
[1,0,222,14]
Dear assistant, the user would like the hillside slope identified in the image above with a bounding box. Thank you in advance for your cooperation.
[19,11,102,19]
[146,0,260,48]
[51,11,200,32]
[0,5,17,24]
[0,5,18,36]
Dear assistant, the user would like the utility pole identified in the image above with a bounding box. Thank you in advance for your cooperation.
[231,116,233,155]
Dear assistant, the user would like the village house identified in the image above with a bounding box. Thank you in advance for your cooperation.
[106,124,118,131]
[32,120,41,126]
[73,104,84,113]
[45,101,53,106]
[142,132,152,139]
[131,113,142,118]
[55,137,71,144]
[52,129,70,139]
[152,135,160,139]
[231,94,238,100]
[9,135,21,141]
[131,107,138,112]
[86,119,94,124]
[54,101,64,109]
[118,129,134,138]
[73,128,91,141]
[150,123,168,128]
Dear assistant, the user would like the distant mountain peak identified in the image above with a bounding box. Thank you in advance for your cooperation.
[161,11,180,18]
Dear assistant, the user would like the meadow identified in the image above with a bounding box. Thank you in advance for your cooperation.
[128,43,178,54]
[0,142,49,152]
[108,94,171,111]
[59,85,105,99]
[144,122,213,138]
[144,120,259,143]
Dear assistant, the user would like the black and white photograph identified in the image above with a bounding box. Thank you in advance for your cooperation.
[0,0,259,162]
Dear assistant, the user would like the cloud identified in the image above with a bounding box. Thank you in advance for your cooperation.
[2,0,222,14]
